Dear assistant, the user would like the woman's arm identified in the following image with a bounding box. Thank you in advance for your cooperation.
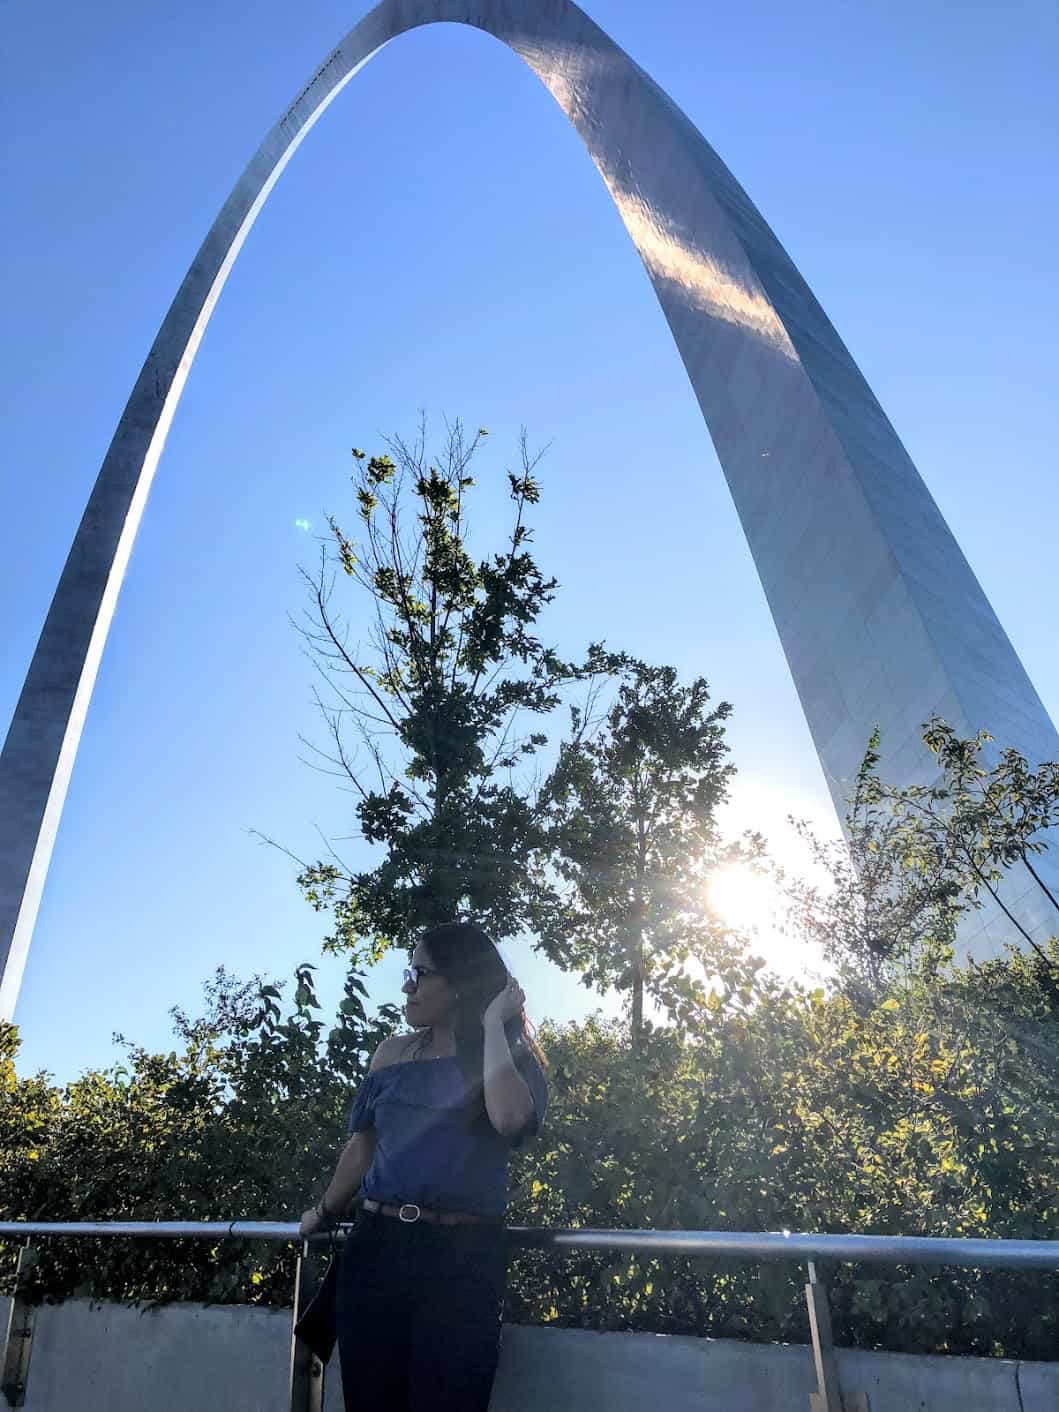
[323,1128,378,1214]
[298,1128,377,1239]
[482,980,536,1138]
[297,1034,407,1238]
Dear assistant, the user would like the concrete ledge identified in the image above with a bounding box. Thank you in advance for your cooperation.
[1010,1360,1059,1412]
[18,1300,296,1412]
[2,1299,1056,1410]
[492,1326,818,1409]
[493,1326,1059,1412]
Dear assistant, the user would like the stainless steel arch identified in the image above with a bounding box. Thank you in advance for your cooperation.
[2,0,1057,1016]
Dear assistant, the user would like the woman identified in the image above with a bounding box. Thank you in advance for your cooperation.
[298,921,548,1412]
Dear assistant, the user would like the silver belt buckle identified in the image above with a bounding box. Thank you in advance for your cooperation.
[398,1203,422,1224]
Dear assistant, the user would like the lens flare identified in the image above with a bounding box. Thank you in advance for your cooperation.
[707,862,776,936]
[705,862,820,980]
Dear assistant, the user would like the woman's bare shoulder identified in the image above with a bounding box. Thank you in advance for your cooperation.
[368,1032,420,1072]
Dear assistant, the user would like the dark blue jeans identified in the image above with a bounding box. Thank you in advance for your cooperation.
[335,1209,507,1412]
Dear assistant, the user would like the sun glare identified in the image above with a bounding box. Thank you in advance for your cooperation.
[705,860,824,981]
[707,862,777,936]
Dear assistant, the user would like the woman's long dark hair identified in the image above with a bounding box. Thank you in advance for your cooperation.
[417,921,545,1128]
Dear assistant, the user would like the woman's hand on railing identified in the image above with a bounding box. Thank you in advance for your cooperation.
[297,1206,329,1240]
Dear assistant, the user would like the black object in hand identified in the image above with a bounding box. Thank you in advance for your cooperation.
[293,1252,339,1363]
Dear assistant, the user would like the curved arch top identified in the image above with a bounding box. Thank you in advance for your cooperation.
[2,0,1056,1014]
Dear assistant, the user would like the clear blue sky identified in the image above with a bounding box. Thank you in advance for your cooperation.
[2,0,1056,1086]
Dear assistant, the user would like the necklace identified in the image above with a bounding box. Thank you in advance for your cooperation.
[409,1027,454,1061]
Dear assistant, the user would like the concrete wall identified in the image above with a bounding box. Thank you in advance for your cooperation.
[493,1329,1058,1412]
[3,1297,1057,1411]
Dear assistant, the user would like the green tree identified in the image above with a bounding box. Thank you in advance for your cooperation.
[6,937,1059,1358]
[7,720,1059,1364]
[0,964,397,1306]
[537,661,740,1047]
[505,945,1059,1359]
[291,420,617,964]
[863,719,1059,973]
[776,732,964,999]
[778,720,1059,998]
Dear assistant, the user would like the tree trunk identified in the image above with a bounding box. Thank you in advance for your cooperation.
[630,925,644,1052]
[632,816,647,1052]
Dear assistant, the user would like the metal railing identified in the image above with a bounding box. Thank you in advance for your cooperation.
[2,1220,1057,1412]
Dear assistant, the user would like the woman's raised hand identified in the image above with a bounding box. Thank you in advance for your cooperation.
[483,975,525,1027]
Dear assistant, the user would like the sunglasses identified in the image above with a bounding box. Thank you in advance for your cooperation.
[402,964,442,989]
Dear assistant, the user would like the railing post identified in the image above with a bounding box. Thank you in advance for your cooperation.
[288,1242,325,1412]
[1,1243,37,1409]
[805,1262,869,1412]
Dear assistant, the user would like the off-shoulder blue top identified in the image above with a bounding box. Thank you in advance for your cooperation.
[347,1049,548,1216]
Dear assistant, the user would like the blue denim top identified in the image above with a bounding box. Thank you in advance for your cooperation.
[347,1049,548,1216]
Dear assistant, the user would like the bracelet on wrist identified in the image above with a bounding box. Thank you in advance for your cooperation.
[315,1198,336,1227]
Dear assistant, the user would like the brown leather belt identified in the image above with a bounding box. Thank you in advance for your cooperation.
[358,1197,501,1227]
